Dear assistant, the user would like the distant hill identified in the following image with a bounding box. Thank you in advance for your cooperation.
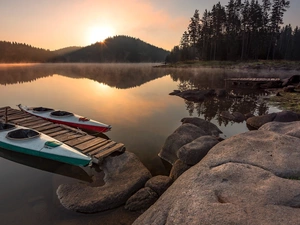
[0,36,169,63]
[50,35,169,63]
[0,41,53,62]
[52,46,82,56]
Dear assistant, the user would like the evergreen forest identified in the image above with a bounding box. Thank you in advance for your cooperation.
[165,0,298,63]
[0,36,169,63]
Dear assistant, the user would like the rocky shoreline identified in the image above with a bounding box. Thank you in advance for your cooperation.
[56,112,300,224]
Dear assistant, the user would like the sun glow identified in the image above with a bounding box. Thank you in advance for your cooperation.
[87,26,115,44]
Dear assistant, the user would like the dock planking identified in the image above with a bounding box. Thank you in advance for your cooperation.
[0,106,125,165]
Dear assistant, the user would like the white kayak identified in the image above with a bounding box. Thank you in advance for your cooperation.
[18,104,111,133]
[0,122,91,167]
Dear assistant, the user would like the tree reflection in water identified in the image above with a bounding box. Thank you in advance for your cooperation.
[171,69,271,127]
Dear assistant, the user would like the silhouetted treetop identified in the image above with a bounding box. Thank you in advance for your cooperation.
[50,35,169,63]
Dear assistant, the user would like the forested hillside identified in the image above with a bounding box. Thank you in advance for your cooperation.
[0,41,53,62]
[0,36,169,63]
[166,0,297,62]
[51,36,169,62]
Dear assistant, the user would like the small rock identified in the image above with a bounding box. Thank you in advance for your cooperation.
[169,159,191,181]
[220,111,235,121]
[246,113,277,129]
[283,85,295,92]
[125,187,158,212]
[181,117,222,136]
[159,123,208,164]
[145,175,172,196]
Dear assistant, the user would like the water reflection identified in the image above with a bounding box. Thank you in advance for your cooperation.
[0,148,93,183]
[169,68,282,126]
[0,63,168,88]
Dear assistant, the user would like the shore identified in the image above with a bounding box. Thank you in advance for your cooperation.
[159,60,300,71]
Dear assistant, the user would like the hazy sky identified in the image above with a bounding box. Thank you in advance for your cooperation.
[1,0,299,51]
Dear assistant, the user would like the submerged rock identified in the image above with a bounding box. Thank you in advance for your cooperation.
[56,151,152,213]
[133,129,300,225]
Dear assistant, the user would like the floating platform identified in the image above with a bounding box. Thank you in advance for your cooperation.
[0,106,125,165]
[225,77,282,88]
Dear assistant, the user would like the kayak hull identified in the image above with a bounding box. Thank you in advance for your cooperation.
[18,104,111,133]
[0,124,91,167]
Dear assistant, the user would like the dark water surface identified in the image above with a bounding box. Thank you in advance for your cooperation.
[0,63,296,224]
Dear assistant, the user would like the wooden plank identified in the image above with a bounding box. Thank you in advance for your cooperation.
[82,140,111,154]
[42,127,64,135]
[75,138,108,151]
[88,141,116,156]
[48,130,70,137]
[19,119,47,127]
[94,143,125,159]
[10,116,40,124]
[28,121,53,129]
[65,135,95,146]
[55,133,83,142]
[2,112,26,119]
[35,124,61,132]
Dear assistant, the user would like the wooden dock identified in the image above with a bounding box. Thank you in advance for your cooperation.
[0,106,125,165]
[224,77,282,88]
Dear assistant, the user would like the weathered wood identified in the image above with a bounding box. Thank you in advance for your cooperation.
[35,124,61,132]
[65,135,95,146]
[11,116,41,124]
[28,121,53,129]
[55,133,83,142]
[94,143,125,159]
[42,127,64,135]
[47,129,70,137]
[82,140,111,154]
[85,141,115,155]
[1,106,125,165]
[75,138,108,151]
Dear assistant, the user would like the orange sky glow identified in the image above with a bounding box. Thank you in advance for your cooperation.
[0,0,299,51]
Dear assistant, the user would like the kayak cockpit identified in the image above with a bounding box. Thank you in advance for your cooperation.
[50,111,74,117]
[6,129,40,140]
[33,107,54,113]
[0,122,16,131]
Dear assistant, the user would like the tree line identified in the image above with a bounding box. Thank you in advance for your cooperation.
[165,0,298,63]
[0,36,169,63]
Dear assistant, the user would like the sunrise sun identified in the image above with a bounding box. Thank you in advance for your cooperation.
[87,26,115,44]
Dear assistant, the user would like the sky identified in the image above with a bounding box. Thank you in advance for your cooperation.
[0,0,299,51]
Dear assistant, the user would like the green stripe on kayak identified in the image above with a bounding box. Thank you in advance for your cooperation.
[0,142,91,167]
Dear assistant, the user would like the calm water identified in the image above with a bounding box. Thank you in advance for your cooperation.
[0,63,295,224]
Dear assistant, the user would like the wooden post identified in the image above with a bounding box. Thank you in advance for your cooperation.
[5,107,7,123]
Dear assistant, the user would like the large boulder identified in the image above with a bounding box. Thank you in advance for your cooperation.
[273,111,299,122]
[56,151,152,213]
[259,121,300,138]
[145,175,173,196]
[158,123,208,164]
[246,111,300,129]
[133,129,300,224]
[177,136,219,165]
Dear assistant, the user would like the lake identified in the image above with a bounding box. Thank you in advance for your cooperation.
[0,63,295,224]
